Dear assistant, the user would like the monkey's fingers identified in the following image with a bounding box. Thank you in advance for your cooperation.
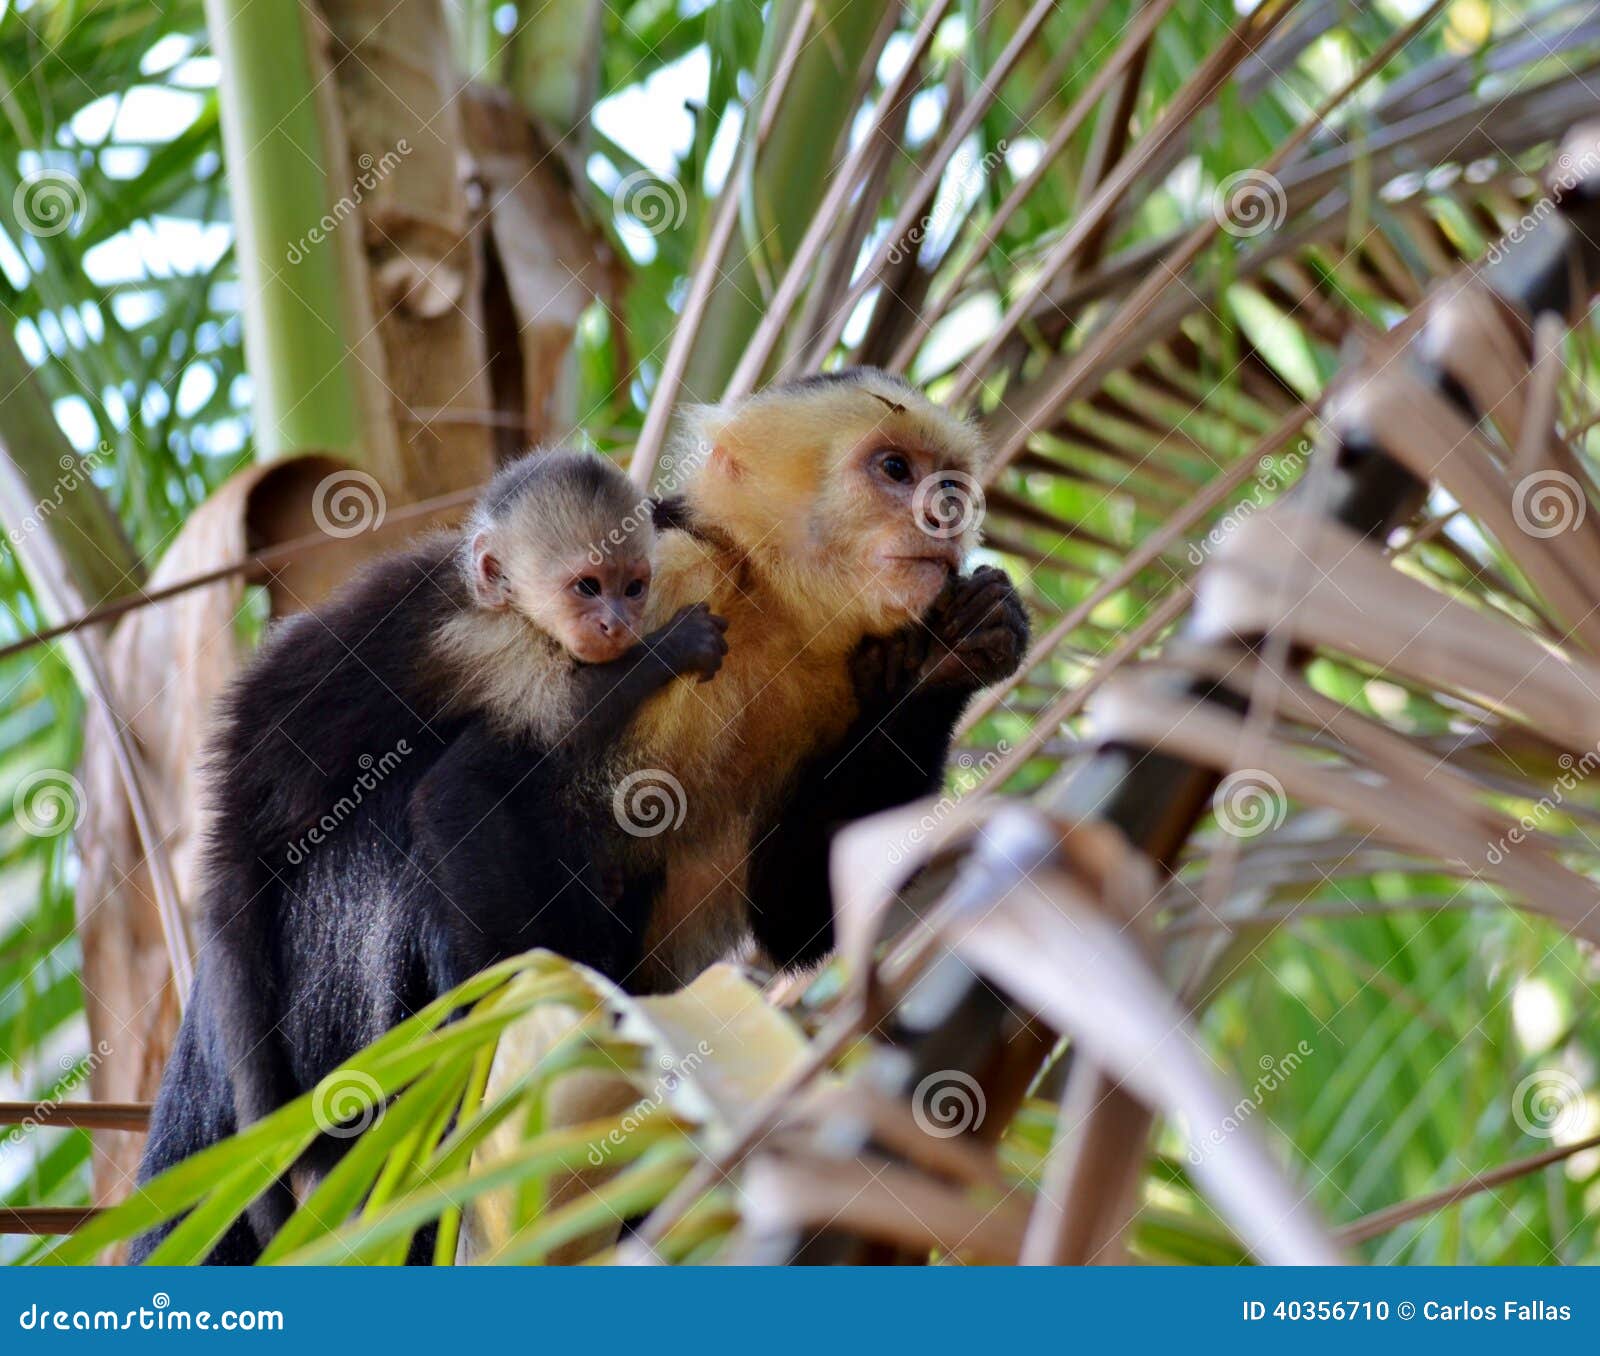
[1000,589,1030,645]
[851,627,924,704]
[956,621,1027,684]
[917,647,971,689]
[920,618,1025,690]
[939,574,1014,637]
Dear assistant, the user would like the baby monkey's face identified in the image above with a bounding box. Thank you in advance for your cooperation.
[542,549,652,664]
[471,529,652,664]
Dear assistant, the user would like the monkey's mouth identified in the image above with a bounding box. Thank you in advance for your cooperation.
[571,633,635,664]
[878,552,958,574]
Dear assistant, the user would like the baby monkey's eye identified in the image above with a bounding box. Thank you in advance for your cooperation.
[879,452,912,483]
[624,578,647,598]
[574,577,602,597]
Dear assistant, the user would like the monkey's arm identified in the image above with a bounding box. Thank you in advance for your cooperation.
[560,603,727,760]
[409,605,727,988]
[745,567,1028,970]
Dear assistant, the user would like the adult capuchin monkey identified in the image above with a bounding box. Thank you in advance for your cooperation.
[610,367,1029,991]
[132,450,726,1263]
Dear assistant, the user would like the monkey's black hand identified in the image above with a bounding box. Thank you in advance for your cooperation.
[916,566,1029,692]
[648,602,730,683]
[849,626,929,711]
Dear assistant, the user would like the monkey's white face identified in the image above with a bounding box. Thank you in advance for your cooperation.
[826,435,979,625]
[532,552,652,664]
[685,378,985,633]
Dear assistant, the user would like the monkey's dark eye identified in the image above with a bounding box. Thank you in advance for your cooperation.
[624,579,646,598]
[879,453,912,483]
[575,577,601,597]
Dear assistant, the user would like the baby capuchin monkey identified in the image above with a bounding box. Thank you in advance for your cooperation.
[132,449,725,1263]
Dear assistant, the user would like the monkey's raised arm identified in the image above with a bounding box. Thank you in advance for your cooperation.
[408,601,727,987]
[561,602,728,760]
[744,567,1028,970]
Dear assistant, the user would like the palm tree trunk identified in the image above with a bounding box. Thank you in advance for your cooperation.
[203,0,368,463]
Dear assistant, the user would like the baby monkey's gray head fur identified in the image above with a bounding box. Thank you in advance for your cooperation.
[464,449,656,664]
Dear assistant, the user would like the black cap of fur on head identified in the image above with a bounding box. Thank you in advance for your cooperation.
[771,366,917,414]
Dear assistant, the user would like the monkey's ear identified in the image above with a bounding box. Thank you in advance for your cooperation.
[709,444,744,481]
[469,531,511,609]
